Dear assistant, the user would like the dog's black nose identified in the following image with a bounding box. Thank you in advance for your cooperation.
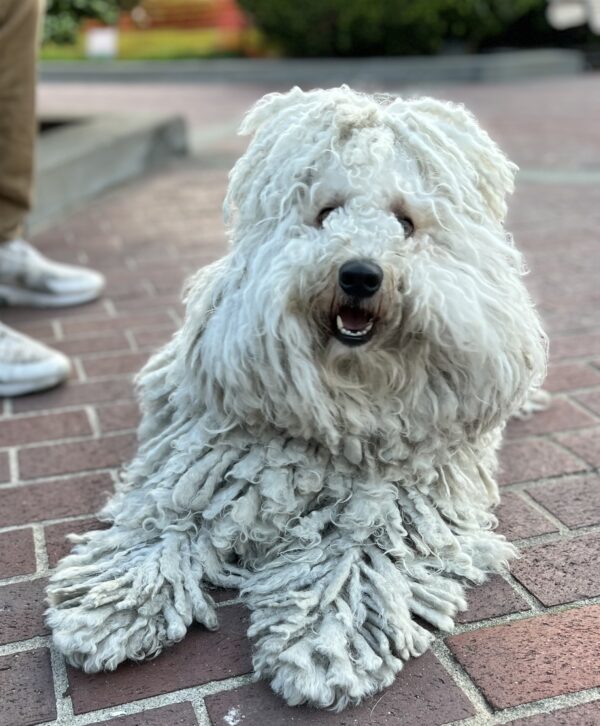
[338,259,383,298]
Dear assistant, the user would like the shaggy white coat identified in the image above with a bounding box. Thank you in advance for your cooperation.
[47,87,547,711]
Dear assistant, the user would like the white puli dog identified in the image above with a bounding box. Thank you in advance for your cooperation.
[47,87,547,711]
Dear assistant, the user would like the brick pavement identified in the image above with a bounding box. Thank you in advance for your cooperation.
[1,75,600,725]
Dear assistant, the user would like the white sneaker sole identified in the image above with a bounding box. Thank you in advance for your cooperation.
[0,283,103,308]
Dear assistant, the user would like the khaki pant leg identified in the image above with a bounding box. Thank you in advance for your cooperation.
[0,0,43,242]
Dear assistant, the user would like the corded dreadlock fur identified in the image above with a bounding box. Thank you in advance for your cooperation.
[47,86,547,711]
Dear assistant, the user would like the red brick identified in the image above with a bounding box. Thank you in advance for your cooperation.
[527,474,600,530]
[19,433,136,480]
[0,473,113,528]
[457,575,530,624]
[545,363,600,393]
[82,352,148,379]
[69,605,252,714]
[44,518,107,569]
[448,605,600,709]
[495,492,558,541]
[505,398,597,439]
[96,401,140,433]
[0,529,36,579]
[575,389,600,417]
[0,410,91,447]
[114,294,183,316]
[506,701,600,725]
[0,451,9,483]
[145,273,188,296]
[552,333,600,361]
[498,439,586,485]
[512,533,600,606]
[556,427,600,468]
[62,311,173,337]
[205,651,475,726]
[103,275,151,300]
[12,379,134,414]
[0,578,48,645]
[132,327,176,350]
[11,320,55,342]
[55,331,132,357]
[0,649,56,726]
[87,703,198,726]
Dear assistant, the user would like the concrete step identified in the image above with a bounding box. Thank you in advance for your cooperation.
[40,50,585,87]
[32,113,187,232]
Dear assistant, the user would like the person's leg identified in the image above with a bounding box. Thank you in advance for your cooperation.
[0,0,38,242]
[0,0,103,397]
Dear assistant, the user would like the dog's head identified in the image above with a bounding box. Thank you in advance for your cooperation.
[181,87,546,453]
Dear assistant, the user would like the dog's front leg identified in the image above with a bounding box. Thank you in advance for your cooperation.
[244,538,438,711]
[46,520,225,673]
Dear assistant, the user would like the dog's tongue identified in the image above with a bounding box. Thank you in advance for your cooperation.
[339,306,372,331]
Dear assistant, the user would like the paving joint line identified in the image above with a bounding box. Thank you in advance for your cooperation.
[3,427,133,453]
[0,634,51,657]
[500,569,545,612]
[568,392,600,420]
[54,320,65,342]
[517,488,569,533]
[0,570,48,587]
[504,419,599,442]
[72,357,87,383]
[431,639,493,719]
[0,512,100,535]
[0,396,137,420]
[500,465,597,491]
[51,319,63,341]
[514,522,600,549]
[7,446,18,484]
[450,594,600,636]
[32,523,50,572]
[85,405,102,439]
[42,672,256,726]
[0,404,88,422]
[49,642,76,725]
[124,329,139,353]
[491,687,600,724]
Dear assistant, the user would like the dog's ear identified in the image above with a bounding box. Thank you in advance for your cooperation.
[404,98,517,223]
[238,87,306,136]
[226,87,309,226]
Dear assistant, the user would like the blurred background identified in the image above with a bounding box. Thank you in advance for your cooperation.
[41,0,600,62]
[34,0,600,235]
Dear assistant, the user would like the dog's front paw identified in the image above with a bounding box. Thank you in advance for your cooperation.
[47,573,219,672]
[47,530,219,672]
[253,610,433,710]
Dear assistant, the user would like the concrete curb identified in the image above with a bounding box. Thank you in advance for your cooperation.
[40,49,584,87]
[31,114,188,232]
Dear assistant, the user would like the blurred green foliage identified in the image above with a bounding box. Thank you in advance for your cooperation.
[237,0,544,56]
[45,0,138,44]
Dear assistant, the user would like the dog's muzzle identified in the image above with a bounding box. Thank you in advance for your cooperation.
[333,259,382,346]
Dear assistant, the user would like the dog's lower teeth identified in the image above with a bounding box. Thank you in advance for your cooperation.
[335,315,374,337]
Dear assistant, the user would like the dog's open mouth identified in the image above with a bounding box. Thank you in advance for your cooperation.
[333,305,376,346]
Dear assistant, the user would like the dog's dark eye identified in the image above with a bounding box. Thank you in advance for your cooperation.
[316,206,337,227]
[395,213,415,238]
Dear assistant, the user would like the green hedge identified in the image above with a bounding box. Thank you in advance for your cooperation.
[45,0,138,45]
[237,0,543,56]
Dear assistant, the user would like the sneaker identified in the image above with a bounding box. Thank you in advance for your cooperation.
[0,239,105,308]
[0,322,70,396]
